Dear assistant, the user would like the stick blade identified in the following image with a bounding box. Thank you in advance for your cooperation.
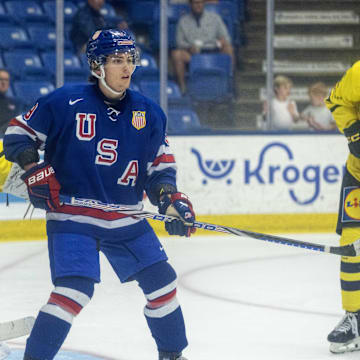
[0,316,35,341]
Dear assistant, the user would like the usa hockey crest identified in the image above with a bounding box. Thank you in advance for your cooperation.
[132,111,146,130]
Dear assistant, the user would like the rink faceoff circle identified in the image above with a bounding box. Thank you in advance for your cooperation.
[179,252,342,318]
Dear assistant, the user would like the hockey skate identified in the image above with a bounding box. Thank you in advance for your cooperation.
[328,311,360,353]
[159,351,188,360]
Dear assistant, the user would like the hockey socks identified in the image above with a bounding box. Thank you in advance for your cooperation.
[24,277,94,360]
[133,261,188,353]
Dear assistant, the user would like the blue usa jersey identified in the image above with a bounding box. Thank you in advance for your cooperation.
[4,84,177,239]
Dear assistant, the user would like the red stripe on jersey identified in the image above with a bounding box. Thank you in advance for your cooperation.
[49,293,82,315]
[152,154,175,167]
[54,205,130,220]
[8,118,38,137]
[147,289,177,309]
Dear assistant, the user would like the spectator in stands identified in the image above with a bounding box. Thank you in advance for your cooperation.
[261,75,305,130]
[171,0,234,94]
[301,82,335,130]
[0,69,24,138]
[70,0,129,54]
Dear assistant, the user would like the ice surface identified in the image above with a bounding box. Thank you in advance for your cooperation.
[1,234,359,359]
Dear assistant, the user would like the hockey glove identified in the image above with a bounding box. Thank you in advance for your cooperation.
[158,192,196,237]
[21,162,61,211]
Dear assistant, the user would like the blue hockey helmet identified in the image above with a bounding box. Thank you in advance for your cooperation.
[86,29,140,68]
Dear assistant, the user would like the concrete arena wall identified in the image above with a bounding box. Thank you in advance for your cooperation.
[0,133,346,241]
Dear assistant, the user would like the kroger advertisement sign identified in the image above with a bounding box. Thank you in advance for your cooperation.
[170,134,348,215]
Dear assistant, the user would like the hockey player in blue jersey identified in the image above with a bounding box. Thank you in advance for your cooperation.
[3,29,196,360]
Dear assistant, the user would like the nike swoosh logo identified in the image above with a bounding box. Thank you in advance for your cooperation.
[69,98,84,105]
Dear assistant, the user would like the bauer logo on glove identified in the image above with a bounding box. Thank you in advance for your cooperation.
[26,166,55,186]
[21,162,61,211]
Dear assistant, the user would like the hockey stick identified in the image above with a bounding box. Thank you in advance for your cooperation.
[0,316,35,341]
[59,195,360,257]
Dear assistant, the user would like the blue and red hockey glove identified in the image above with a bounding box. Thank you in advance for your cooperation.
[21,162,61,211]
[158,192,196,237]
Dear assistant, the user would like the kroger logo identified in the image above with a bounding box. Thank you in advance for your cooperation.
[192,142,344,205]
[246,142,344,205]
[191,148,235,185]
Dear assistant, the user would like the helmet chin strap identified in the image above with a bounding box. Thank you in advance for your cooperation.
[91,65,125,98]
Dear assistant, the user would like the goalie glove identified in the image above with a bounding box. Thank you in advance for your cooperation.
[21,162,61,211]
[158,192,196,237]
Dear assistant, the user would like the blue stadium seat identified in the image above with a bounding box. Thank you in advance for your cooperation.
[13,80,55,106]
[0,24,32,49]
[99,2,118,22]
[138,80,181,104]
[78,52,88,69]
[27,24,72,50]
[41,51,88,79]
[42,1,78,24]
[167,108,201,132]
[153,3,189,23]
[27,24,56,50]
[132,52,159,83]
[4,1,48,23]
[127,1,155,25]
[187,53,233,102]
[3,49,48,80]
[0,2,10,23]
[150,3,189,49]
[6,84,14,98]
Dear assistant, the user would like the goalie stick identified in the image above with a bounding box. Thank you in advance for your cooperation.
[0,316,35,341]
[59,195,360,257]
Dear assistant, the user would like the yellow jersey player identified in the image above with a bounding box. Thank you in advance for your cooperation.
[325,60,360,353]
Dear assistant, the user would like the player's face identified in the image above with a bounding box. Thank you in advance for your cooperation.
[103,52,135,93]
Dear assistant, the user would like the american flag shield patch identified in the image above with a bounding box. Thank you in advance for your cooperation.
[132,111,146,130]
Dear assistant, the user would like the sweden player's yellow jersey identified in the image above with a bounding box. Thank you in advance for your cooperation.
[325,61,360,182]
[0,140,12,192]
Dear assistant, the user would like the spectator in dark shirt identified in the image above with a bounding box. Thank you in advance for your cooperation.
[70,0,129,54]
[0,69,24,138]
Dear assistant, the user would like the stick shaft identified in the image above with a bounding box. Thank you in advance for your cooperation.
[59,195,358,257]
[0,316,35,341]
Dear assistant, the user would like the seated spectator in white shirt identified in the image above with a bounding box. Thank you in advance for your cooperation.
[261,75,305,130]
[301,82,336,131]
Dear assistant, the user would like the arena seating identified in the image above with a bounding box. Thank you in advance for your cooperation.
[13,80,55,106]
[0,0,244,129]
[167,108,202,132]
[187,53,233,102]
[3,49,48,81]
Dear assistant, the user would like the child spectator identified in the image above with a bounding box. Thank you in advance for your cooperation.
[301,82,335,130]
[261,75,304,130]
